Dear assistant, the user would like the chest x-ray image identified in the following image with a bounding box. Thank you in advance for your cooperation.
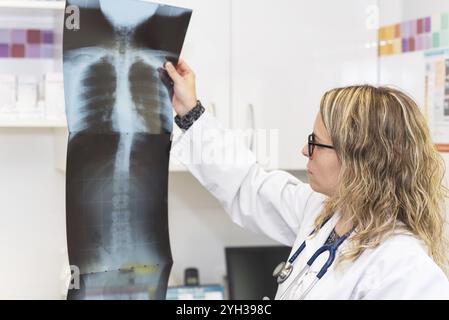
[63,0,192,300]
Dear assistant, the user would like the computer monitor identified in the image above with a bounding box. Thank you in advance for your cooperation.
[166,285,225,300]
[225,246,292,300]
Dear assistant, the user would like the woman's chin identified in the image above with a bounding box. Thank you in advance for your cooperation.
[308,179,317,191]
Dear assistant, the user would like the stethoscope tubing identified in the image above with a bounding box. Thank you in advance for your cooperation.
[276,226,352,299]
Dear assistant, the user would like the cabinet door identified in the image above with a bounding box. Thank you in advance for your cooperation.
[161,0,230,124]
[161,0,231,171]
[231,0,379,170]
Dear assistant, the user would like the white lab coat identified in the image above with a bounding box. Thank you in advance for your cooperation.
[171,112,449,300]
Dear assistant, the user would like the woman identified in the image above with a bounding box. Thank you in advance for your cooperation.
[164,60,449,299]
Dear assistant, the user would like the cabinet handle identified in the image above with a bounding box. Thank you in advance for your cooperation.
[209,103,217,117]
[248,103,256,152]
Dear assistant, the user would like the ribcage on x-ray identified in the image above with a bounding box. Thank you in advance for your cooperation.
[129,59,170,134]
[66,48,174,135]
[81,56,117,133]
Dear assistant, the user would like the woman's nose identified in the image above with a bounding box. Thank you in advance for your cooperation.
[301,144,309,158]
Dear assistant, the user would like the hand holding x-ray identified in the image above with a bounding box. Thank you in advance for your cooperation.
[165,59,198,117]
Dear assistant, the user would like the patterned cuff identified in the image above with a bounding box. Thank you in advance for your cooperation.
[174,100,205,131]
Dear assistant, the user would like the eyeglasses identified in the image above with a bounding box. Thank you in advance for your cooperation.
[308,133,334,158]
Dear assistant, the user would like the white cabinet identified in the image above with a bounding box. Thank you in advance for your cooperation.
[182,0,231,127]
[160,0,231,126]
[231,0,379,170]
[156,0,231,171]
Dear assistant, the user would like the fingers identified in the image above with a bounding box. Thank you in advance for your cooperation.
[177,59,194,76]
[165,62,182,83]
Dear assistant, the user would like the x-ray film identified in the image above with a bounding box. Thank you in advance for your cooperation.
[63,0,192,300]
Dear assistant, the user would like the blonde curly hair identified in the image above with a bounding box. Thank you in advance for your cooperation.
[313,85,449,275]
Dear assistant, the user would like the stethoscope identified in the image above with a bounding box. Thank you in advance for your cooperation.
[272,221,352,300]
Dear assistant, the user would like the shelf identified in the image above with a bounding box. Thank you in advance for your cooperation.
[169,162,187,172]
[0,117,188,173]
[0,120,67,128]
[0,1,65,10]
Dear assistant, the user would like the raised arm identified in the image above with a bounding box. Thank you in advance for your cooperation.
[165,60,325,246]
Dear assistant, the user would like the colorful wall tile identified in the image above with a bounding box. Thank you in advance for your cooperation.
[393,39,402,54]
[379,13,449,56]
[409,20,417,37]
[41,44,54,58]
[42,31,54,44]
[27,30,41,44]
[402,38,409,53]
[425,33,433,50]
[441,30,449,47]
[12,30,27,44]
[415,34,423,51]
[417,19,424,34]
[400,22,409,39]
[0,29,10,43]
[432,14,441,32]
[433,32,440,48]
[0,28,55,59]
[0,44,9,57]
[442,13,449,30]
[394,24,401,38]
[11,44,25,58]
[26,44,40,58]
[425,17,432,33]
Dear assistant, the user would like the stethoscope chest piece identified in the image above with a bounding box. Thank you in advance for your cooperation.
[273,261,293,284]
